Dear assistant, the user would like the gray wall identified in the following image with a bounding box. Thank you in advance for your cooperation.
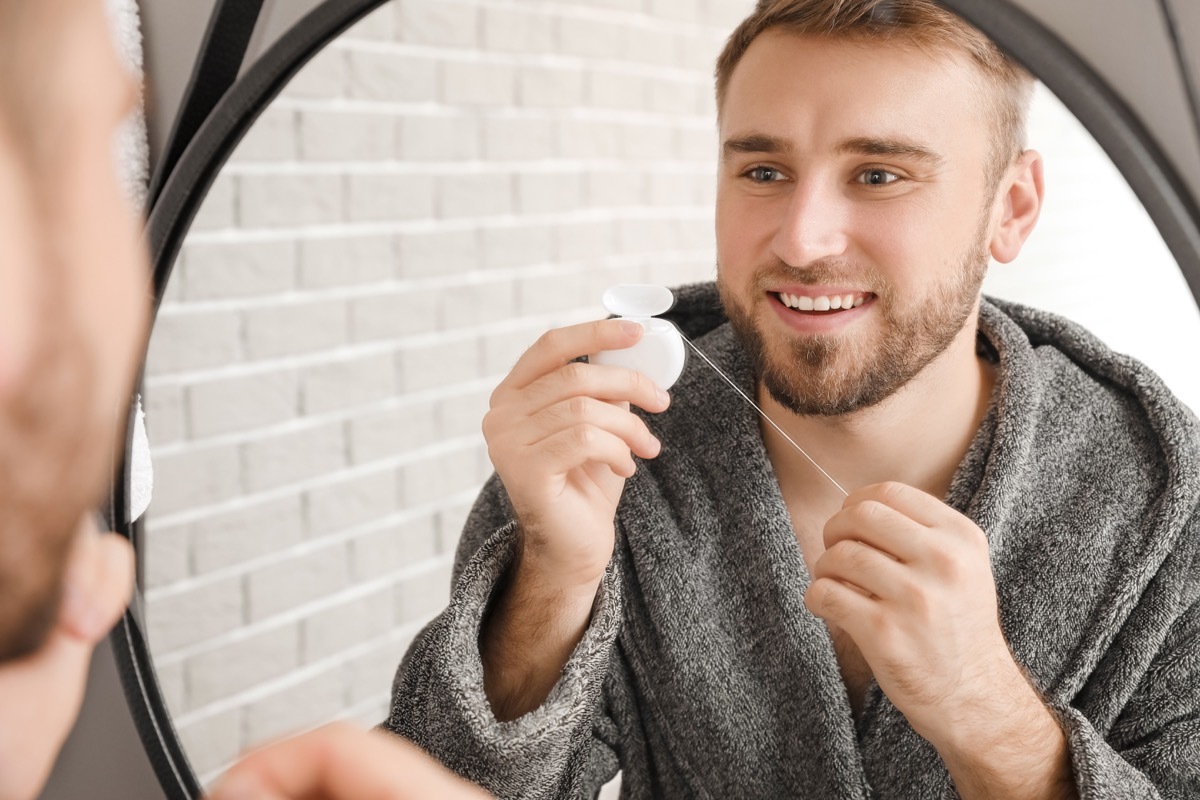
[138,0,327,167]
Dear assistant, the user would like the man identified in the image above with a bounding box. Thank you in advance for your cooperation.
[0,1,488,798]
[385,0,1200,797]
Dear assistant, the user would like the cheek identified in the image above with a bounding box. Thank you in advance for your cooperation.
[715,182,773,272]
[0,154,39,393]
[59,149,149,408]
[851,198,962,292]
[95,208,149,395]
[855,206,921,256]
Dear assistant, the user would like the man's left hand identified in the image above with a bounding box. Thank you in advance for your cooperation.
[804,482,1078,798]
[804,481,1023,747]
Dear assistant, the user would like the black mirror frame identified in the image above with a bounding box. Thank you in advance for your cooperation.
[113,2,391,797]
[939,0,1200,302]
[111,0,1200,797]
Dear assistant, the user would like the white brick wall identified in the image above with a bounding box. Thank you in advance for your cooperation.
[141,2,1200,785]
[142,0,739,783]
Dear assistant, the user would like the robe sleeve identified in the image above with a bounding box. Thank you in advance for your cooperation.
[381,473,624,799]
[1053,595,1200,799]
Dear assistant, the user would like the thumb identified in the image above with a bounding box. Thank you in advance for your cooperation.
[59,519,134,643]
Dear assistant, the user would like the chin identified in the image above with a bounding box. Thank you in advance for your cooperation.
[0,577,63,663]
[0,499,80,664]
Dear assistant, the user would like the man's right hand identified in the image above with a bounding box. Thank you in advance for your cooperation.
[479,318,670,720]
[484,318,669,590]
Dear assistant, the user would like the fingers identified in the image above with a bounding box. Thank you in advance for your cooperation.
[528,397,661,458]
[836,482,988,563]
[811,538,911,602]
[502,319,644,392]
[491,320,670,421]
[60,517,135,643]
[479,319,673,586]
[519,361,670,416]
[209,723,492,800]
[484,339,670,486]
[804,576,878,630]
[487,393,662,484]
[822,499,926,564]
[533,424,645,479]
[841,482,954,529]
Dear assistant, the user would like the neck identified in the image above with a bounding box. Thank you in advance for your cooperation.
[761,306,995,509]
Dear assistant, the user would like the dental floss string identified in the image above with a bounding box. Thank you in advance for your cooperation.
[679,333,851,498]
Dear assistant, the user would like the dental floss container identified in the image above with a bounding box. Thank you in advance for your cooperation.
[591,284,686,390]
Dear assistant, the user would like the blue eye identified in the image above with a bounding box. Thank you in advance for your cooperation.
[745,166,786,183]
[857,168,900,186]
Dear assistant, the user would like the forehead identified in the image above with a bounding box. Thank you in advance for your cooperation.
[721,31,991,159]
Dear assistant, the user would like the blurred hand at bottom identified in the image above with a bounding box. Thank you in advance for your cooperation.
[209,722,493,800]
[0,517,135,800]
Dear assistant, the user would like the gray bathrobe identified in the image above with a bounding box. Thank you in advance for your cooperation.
[384,282,1200,799]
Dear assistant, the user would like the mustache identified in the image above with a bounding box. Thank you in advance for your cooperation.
[746,258,889,294]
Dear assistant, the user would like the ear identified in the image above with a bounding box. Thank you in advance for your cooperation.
[989,150,1045,264]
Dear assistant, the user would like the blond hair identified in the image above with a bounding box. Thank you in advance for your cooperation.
[715,0,1035,185]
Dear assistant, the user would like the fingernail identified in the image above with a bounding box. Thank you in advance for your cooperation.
[656,388,670,405]
[620,320,643,336]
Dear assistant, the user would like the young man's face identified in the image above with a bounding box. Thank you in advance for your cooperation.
[716,31,1003,416]
[0,0,149,660]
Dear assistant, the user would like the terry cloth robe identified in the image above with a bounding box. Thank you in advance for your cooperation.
[384,282,1200,799]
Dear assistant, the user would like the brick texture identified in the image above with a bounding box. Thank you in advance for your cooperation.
[143,0,748,779]
[142,2,1200,782]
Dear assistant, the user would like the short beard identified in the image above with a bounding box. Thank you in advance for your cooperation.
[719,218,991,418]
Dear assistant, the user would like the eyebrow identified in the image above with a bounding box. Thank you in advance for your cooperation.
[836,137,946,167]
[721,133,946,168]
[721,134,792,162]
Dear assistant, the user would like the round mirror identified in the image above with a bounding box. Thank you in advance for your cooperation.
[119,0,1200,795]
[981,83,1200,407]
[136,0,735,788]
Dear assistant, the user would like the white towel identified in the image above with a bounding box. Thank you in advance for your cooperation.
[105,0,154,521]
[105,0,150,211]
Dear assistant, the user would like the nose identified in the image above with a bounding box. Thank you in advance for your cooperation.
[771,178,850,268]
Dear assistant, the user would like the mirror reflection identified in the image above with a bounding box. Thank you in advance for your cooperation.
[141,0,734,782]
[139,0,1200,792]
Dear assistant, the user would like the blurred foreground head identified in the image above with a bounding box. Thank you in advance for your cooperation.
[0,0,150,662]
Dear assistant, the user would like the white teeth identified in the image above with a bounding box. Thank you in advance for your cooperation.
[778,292,868,311]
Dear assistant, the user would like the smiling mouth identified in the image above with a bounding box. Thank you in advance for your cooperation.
[772,291,873,313]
